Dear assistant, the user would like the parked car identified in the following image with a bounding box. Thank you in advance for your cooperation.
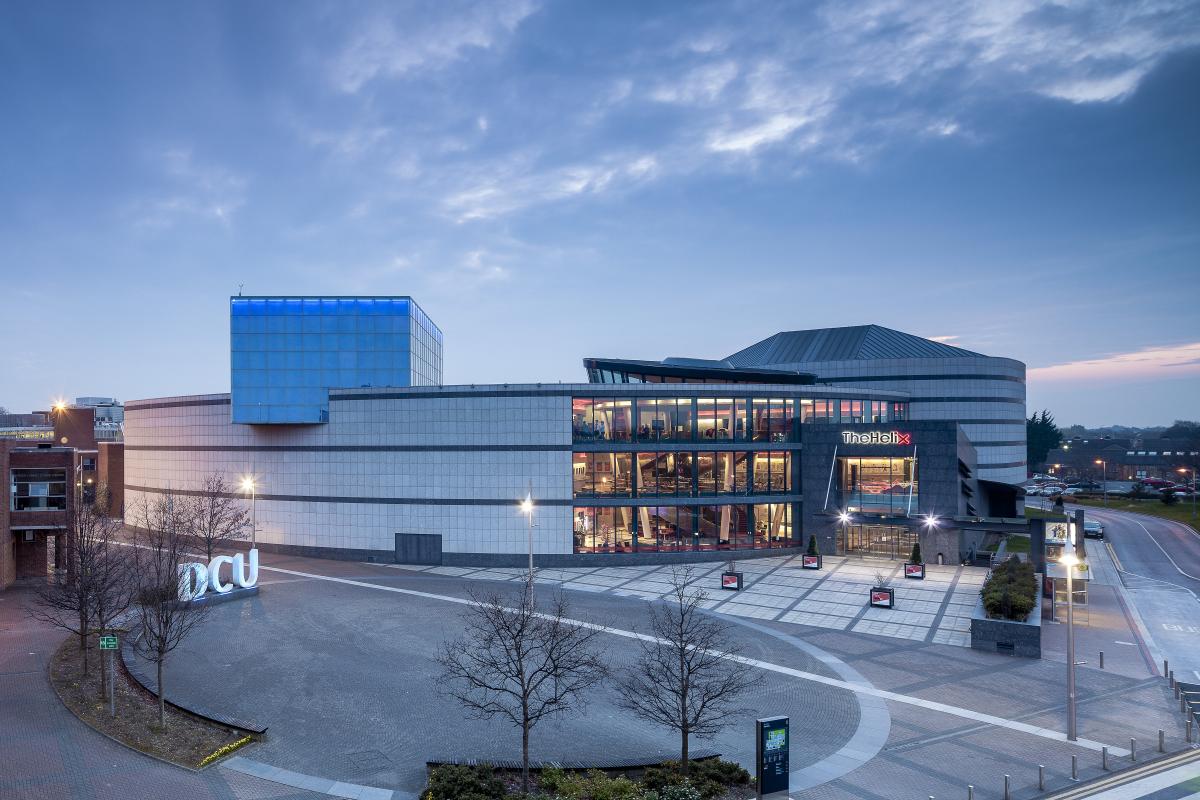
[1060,487,1082,497]
[1069,481,1101,490]
[1083,520,1104,539]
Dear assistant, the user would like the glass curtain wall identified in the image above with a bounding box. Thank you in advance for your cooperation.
[839,456,918,515]
[575,451,787,497]
[573,503,795,553]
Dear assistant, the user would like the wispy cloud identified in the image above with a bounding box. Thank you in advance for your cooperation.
[129,148,246,229]
[329,0,538,93]
[1029,342,1200,383]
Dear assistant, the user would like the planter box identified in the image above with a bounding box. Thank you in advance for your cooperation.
[904,562,925,580]
[970,596,1041,658]
[869,587,894,609]
[801,554,822,570]
[721,571,743,591]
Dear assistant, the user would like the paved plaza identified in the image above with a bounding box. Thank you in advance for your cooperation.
[3,539,1195,800]
[405,554,988,648]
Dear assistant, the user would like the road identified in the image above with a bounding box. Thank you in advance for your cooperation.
[1056,500,1200,681]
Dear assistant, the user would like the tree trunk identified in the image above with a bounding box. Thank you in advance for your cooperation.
[681,726,689,776]
[522,711,530,793]
[157,657,166,729]
[80,611,89,676]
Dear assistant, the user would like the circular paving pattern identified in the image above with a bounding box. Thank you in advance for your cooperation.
[138,567,870,796]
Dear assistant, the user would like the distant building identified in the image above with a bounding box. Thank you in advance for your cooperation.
[1046,435,1200,482]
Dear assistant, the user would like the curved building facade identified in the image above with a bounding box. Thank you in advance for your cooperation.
[723,326,1027,484]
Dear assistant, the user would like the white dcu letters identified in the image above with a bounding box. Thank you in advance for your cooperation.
[177,549,260,601]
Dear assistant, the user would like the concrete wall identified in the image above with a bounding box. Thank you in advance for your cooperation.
[800,421,976,559]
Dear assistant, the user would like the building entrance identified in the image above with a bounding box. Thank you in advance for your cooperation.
[840,524,918,560]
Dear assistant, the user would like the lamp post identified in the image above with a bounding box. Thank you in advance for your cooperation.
[1180,468,1197,517]
[1095,459,1107,506]
[241,476,257,548]
[520,488,535,602]
[1060,550,1080,741]
[838,510,852,555]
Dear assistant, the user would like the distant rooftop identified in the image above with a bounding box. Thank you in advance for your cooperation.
[726,324,986,366]
[582,357,815,385]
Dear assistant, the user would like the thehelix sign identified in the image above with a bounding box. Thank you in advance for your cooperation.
[841,430,911,445]
[177,549,259,601]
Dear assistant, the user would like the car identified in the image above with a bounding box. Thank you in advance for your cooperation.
[1083,520,1104,539]
[1041,486,1066,496]
[1060,487,1082,496]
[1069,481,1101,490]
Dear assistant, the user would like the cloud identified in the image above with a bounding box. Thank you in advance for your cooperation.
[1029,342,1200,383]
[330,0,538,93]
[928,335,959,343]
[442,152,660,221]
[309,0,1200,221]
[130,148,246,229]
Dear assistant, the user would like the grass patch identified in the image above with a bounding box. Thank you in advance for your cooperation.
[1003,535,1031,554]
[1068,497,1199,532]
[1023,506,1067,521]
[49,633,254,769]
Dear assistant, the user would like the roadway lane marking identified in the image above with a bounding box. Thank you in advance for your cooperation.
[1124,516,1200,582]
[260,563,1131,757]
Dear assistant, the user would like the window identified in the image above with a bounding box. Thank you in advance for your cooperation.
[594,399,633,442]
[839,456,917,515]
[636,399,665,442]
[10,468,68,511]
[839,400,864,423]
[891,402,907,422]
[870,401,888,423]
[572,398,595,440]
[572,503,794,553]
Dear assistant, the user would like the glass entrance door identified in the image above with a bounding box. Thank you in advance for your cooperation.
[841,524,918,559]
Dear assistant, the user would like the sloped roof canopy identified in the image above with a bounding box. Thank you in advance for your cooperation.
[726,325,985,366]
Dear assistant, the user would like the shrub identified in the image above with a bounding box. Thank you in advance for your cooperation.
[541,769,640,800]
[909,540,922,564]
[423,764,507,800]
[980,556,1037,622]
[806,535,819,556]
[1161,490,1178,506]
[643,760,748,800]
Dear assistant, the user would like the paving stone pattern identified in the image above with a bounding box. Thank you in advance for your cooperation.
[409,554,988,648]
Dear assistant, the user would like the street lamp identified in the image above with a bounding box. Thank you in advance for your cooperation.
[520,489,535,602]
[1095,459,1107,506]
[1060,550,1080,741]
[241,476,257,548]
[1180,467,1197,517]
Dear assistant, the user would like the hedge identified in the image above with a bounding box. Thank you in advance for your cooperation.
[980,556,1037,622]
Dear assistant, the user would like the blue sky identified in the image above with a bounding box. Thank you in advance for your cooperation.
[1,1,1198,427]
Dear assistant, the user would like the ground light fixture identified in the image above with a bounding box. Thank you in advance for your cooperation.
[922,514,940,528]
[1059,551,1080,741]
[837,510,852,525]
[241,475,258,547]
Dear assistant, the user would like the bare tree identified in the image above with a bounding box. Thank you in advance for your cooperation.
[188,473,250,561]
[437,583,608,792]
[129,490,210,728]
[618,566,759,775]
[30,486,131,687]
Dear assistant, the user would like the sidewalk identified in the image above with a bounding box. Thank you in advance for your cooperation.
[1041,540,1160,679]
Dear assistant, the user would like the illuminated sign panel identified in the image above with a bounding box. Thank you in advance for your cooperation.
[841,431,911,446]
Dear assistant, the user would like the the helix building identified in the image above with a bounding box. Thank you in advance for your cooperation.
[123,298,1027,566]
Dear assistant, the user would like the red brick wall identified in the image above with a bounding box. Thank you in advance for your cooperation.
[52,407,96,450]
[1,442,73,589]
[98,442,124,517]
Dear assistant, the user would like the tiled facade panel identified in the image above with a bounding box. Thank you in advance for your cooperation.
[125,391,573,555]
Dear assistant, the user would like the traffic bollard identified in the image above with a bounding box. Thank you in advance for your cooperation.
[1171,670,1176,688]
[1003,774,1010,800]
[1102,746,1108,770]
[1072,755,1078,781]
[1131,738,1137,761]
[967,786,973,800]
[1039,765,1046,790]
[1183,696,1187,712]
[1165,658,1170,678]
[1100,650,1105,669]
[1187,719,1193,743]
[1160,729,1166,752]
